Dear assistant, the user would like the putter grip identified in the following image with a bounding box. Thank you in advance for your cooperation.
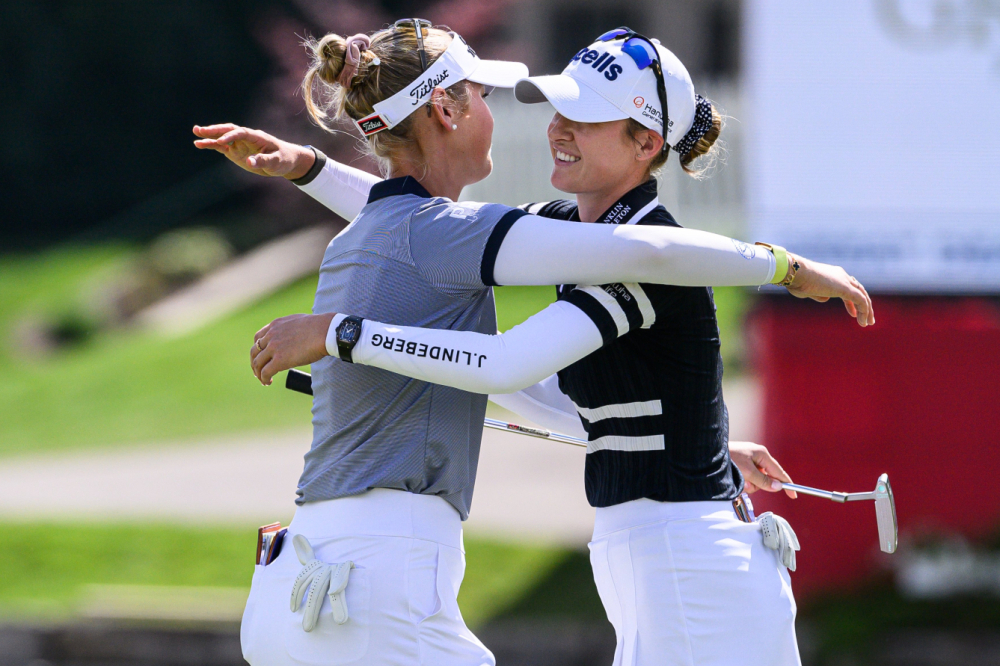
[286,369,313,396]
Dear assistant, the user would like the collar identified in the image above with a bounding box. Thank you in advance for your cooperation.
[595,179,660,225]
[367,176,434,204]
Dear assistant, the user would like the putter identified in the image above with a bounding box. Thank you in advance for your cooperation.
[286,369,898,553]
[778,475,898,554]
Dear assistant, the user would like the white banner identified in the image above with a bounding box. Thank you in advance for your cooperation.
[745,0,1000,292]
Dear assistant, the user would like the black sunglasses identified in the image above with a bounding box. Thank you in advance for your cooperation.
[394,18,433,72]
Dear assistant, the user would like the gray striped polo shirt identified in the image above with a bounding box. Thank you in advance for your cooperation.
[299,176,526,519]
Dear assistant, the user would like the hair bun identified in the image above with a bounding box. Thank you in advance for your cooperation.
[314,33,348,86]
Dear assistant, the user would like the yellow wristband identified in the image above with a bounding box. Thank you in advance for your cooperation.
[755,242,789,284]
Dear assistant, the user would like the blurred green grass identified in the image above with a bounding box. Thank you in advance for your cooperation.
[0,521,578,628]
[0,246,748,455]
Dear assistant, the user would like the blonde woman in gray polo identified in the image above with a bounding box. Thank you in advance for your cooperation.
[195,22,871,666]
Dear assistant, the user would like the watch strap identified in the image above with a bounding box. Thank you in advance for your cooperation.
[755,242,790,285]
[336,315,365,364]
[325,313,349,357]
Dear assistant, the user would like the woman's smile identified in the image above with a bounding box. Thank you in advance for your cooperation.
[554,148,581,164]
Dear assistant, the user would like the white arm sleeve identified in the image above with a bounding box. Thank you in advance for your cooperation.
[291,161,776,288]
[492,215,777,287]
[294,153,381,221]
[326,302,603,395]
[489,374,588,439]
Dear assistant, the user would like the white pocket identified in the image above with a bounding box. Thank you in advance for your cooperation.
[588,538,621,632]
[284,567,371,666]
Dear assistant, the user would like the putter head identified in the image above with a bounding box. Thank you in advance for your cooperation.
[874,473,897,553]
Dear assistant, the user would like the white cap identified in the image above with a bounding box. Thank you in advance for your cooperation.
[356,33,528,136]
[514,36,696,148]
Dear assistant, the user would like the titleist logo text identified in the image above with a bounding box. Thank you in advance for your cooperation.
[410,70,450,105]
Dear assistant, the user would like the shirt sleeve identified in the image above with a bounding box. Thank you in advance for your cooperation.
[292,149,382,222]
[408,200,526,296]
[560,282,660,347]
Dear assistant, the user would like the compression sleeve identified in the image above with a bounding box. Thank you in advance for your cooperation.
[290,155,775,287]
[326,302,604,394]
[489,374,588,439]
[488,215,777,287]
[293,149,381,221]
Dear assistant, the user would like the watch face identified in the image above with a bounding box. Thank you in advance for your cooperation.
[339,320,361,344]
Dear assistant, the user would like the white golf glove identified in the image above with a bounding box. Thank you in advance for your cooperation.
[758,512,800,571]
[289,534,354,631]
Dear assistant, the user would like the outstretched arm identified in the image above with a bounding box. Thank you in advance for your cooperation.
[193,125,379,221]
[195,125,873,323]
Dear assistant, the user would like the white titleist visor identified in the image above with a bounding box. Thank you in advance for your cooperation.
[355,34,528,136]
[514,37,696,148]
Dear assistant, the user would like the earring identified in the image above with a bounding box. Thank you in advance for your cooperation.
[452,124,458,130]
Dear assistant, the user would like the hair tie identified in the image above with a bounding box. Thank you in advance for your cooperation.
[338,33,372,88]
[672,95,714,156]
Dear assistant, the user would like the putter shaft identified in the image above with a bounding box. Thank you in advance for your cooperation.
[779,482,876,503]
[483,418,587,448]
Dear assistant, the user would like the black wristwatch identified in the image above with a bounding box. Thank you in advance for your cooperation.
[336,316,365,363]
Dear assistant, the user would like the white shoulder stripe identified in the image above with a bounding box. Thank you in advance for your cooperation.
[627,283,656,328]
[575,399,662,422]
[626,198,661,225]
[526,202,548,215]
[587,434,665,453]
[577,285,629,337]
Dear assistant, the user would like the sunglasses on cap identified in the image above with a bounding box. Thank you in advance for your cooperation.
[598,27,670,152]
[392,19,495,100]
[393,18,433,71]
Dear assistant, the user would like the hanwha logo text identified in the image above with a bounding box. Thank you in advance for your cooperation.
[633,96,644,108]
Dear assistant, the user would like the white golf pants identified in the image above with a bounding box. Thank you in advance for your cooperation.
[240,488,493,666]
[589,499,801,666]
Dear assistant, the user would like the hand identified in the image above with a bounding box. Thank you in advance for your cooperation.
[784,256,875,327]
[729,441,797,499]
[193,124,315,179]
[251,313,335,386]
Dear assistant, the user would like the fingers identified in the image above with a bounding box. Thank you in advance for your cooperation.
[844,278,874,327]
[192,124,237,138]
[247,151,283,173]
[250,332,269,364]
[855,278,875,326]
[252,345,273,384]
[741,464,773,496]
[753,448,797,499]
[261,359,278,386]
[212,128,254,146]
[193,138,231,153]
